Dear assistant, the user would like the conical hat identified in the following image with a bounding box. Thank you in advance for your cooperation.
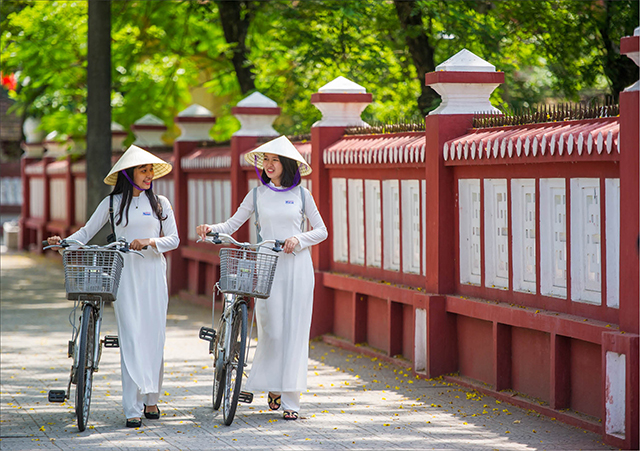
[103,145,172,186]
[244,136,312,176]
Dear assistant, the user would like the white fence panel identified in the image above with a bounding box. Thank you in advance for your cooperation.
[484,179,509,289]
[540,178,567,298]
[511,179,536,293]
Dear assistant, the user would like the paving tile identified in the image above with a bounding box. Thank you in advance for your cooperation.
[0,252,615,451]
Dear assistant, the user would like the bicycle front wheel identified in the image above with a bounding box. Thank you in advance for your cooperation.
[222,301,247,426]
[212,323,225,411]
[75,303,96,432]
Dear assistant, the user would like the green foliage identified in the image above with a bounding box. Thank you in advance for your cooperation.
[2,1,88,136]
[1,0,637,147]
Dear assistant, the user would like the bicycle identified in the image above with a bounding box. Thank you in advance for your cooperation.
[44,238,143,432]
[198,232,282,425]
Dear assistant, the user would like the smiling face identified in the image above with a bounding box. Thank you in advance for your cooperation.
[262,153,283,186]
[132,164,154,195]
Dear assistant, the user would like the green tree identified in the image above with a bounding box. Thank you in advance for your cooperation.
[2,0,637,147]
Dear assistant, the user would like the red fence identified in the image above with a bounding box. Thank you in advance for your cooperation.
[17,39,639,449]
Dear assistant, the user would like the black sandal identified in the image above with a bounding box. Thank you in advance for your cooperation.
[126,418,142,428]
[144,404,160,420]
[283,410,298,420]
[268,392,281,411]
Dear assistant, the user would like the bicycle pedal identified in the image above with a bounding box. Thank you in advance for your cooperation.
[48,390,66,403]
[238,391,253,404]
[199,326,216,342]
[103,335,119,348]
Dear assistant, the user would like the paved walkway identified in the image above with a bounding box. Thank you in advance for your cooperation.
[1,252,616,450]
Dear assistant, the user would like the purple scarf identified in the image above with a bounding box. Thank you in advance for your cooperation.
[122,169,152,191]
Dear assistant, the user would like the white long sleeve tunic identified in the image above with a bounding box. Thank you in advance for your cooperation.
[66,194,179,395]
[206,184,327,392]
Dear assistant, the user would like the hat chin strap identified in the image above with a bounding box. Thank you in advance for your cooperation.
[254,156,299,192]
[121,170,152,192]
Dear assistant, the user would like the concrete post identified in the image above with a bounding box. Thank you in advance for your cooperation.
[423,49,504,377]
[231,92,281,243]
[601,28,640,451]
[310,76,372,337]
[169,105,215,295]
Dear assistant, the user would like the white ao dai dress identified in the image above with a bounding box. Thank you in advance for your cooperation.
[206,184,327,394]
[66,194,179,416]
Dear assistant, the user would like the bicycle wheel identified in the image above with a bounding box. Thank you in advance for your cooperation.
[212,324,225,411]
[75,303,96,432]
[222,301,247,425]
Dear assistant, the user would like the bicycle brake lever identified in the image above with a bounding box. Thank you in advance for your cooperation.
[273,240,284,253]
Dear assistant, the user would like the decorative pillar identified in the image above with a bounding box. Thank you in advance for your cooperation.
[111,122,128,152]
[64,154,74,236]
[42,131,71,159]
[310,76,372,337]
[601,28,640,451]
[424,49,503,293]
[41,131,73,248]
[423,49,503,377]
[169,105,215,296]
[230,92,281,242]
[617,28,639,336]
[131,113,167,148]
[19,118,45,250]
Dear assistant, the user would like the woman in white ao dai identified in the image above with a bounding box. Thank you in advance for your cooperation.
[47,145,179,428]
[197,136,327,420]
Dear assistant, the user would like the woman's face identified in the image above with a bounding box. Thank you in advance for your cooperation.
[133,164,154,193]
[262,153,283,186]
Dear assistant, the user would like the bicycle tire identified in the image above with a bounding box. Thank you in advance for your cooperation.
[212,324,225,410]
[75,303,95,432]
[222,301,247,425]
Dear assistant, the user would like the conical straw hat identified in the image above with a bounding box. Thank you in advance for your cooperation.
[103,145,172,186]
[244,136,311,176]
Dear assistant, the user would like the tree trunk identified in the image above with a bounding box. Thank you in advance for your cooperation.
[215,0,256,95]
[393,0,439,115]
[86,0,112,241]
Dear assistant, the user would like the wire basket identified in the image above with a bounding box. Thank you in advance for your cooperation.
[218,248,278,299]
[63,249,124,302]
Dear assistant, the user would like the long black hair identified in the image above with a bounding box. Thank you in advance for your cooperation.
[110,166,167,227]
[260,155,301,188]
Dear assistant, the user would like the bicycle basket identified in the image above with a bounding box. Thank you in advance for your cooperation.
[218,248,278,299]
[62,249,124,302]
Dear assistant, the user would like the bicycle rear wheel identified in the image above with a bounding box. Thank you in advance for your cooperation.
[75,303,96,432]
[222,301,247,425]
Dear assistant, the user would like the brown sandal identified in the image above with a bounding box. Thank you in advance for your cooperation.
[283,410,298,420]
[268,392,281,411]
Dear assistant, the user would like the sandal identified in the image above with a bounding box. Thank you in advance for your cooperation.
[126,418,142,428]
[144,404,160,420]
[268,392,281,411]
[283,410,298,420]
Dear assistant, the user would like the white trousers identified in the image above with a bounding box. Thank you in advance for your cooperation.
[121,356,163,419]
[271,391,300,412]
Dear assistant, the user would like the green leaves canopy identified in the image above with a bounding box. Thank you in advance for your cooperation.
[1,0,637,145]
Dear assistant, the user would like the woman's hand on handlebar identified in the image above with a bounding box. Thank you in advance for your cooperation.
[196,224,212,241]
[130,238,154,251]
[46,236,62,247]
[283,237,299,254]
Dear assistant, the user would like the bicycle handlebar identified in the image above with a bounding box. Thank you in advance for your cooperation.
[43,238,145,257]
[197,232,284,253]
